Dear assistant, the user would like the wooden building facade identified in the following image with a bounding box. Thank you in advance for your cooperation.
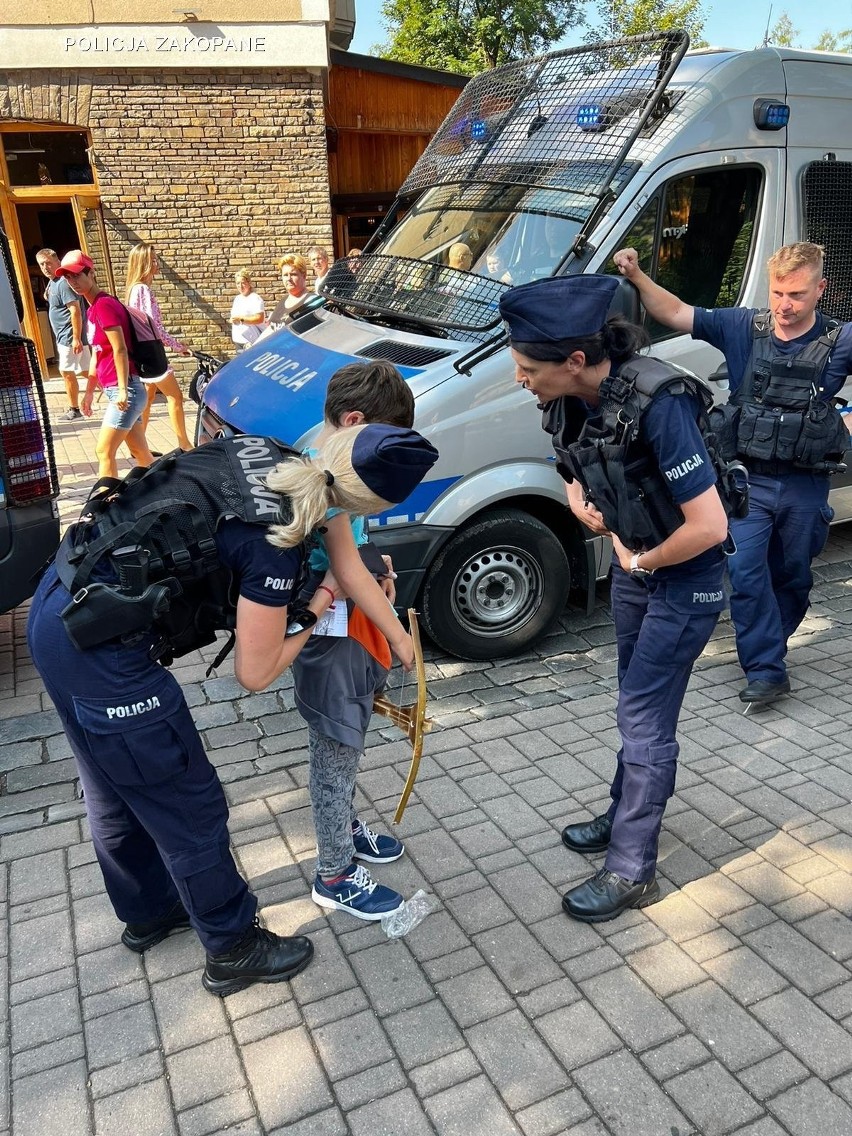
[326,50,468,255]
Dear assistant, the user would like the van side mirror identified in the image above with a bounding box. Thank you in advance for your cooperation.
[606,276,641,324]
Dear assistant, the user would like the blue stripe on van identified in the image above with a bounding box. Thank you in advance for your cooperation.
[372,476,460,526]
[204,327,423,443]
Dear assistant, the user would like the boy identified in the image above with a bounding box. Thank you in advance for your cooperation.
[294,361,419,921]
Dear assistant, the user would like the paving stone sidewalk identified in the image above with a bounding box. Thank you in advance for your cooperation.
[1,393,852,1135]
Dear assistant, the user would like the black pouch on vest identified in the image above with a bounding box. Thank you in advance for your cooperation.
[794,402,850,468]
[60,582,172,651]
[737,403,780,460]
[707,402,741,462]
[634,470,685,548]
[762,357,820,409]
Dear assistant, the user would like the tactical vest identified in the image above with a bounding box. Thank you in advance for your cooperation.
[727,310,848,472]
[55,436,299,665]
[543,356,748,553]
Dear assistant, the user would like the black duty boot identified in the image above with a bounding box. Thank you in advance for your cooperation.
[739,678,790,705]
[121,900,192,953]
[202,919,314,997]
[561,813,612,853]
[562,868,660,923]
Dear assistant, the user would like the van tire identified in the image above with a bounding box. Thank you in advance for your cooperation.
[420,508,570,660]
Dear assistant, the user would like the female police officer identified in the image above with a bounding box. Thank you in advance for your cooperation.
[499,275,730,922]
[27,425,438,994]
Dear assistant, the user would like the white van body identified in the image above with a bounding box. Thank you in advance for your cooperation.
[199,34,852,658]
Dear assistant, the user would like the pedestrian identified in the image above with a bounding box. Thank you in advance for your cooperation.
[499,274,729,922]
[27,423,439,996]
[35,247,91,421]
[55,250,154,479]
[267,253,312,331]
[229,270,267,350]
[308,245,331,292]
[614,242,852,705]
[289,361,435,922]
[125,242,194,452]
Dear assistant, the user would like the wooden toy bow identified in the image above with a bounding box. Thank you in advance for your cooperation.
[372,608,432,823]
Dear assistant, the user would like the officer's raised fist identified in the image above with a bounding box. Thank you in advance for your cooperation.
[613,248,640,278]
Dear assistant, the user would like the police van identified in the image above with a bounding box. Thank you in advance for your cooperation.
[0,225,60,613]
[198,32,852,659]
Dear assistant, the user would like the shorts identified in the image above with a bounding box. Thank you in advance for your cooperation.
[102,377,147,430]
[139,368,173,386]
[57,343,91,374]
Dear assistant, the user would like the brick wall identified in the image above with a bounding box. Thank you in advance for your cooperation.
[1,68,333,361]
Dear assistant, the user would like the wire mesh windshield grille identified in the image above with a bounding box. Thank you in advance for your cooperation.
[803,160,852,322]
[356,341,455,367]
[324,254,507,333]
[401,31,687,199]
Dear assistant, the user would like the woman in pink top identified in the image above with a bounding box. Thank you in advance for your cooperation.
[126,242,193,452]
[56,250,154,480]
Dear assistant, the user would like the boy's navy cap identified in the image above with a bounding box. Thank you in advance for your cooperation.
[499,275,620,344]
[352,424,439,503]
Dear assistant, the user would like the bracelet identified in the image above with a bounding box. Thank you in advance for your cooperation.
[317,584,336,604]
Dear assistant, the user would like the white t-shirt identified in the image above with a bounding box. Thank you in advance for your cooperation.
[230,291,267,346]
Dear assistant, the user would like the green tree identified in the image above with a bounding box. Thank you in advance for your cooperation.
[585,0,707,47]
[767,12,798,46]
[377,0,583,75]
[815,28,852,52]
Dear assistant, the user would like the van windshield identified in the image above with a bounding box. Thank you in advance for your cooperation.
[374,182,586,287]
[323,165,637,334]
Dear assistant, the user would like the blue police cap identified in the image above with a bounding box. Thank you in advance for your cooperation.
[352,423,439,504]
[499,275,621,344]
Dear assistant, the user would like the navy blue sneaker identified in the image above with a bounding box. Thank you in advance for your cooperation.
[312,863,404,922]
[352,818,404,864]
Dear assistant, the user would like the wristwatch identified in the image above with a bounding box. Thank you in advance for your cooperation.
[629,552,655,579]
[284,607,318,637]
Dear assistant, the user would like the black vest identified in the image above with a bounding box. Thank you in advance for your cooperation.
[56,436,300,664]
[729,311,848,472]
[543,356,747,552]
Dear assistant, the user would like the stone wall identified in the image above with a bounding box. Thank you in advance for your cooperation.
[1,68,333,360]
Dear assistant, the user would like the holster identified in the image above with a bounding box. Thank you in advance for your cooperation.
[60,581,172,651]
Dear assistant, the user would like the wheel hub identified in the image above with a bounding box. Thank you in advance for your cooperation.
[451,548,543,635]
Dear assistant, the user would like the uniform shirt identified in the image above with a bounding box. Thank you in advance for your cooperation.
[693,307,852,399]
[587,386,722,579]
[216,518,302,606]
[45,276,86,347]
[87,517,301,608]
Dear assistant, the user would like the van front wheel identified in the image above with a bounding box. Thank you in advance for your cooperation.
[420,509,570,660]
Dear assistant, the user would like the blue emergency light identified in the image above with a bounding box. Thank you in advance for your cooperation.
[754,99,790,130]
[470,119,487,142]
[576,103,607,131]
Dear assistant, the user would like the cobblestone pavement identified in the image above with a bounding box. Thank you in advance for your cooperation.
[1,392,852,1135]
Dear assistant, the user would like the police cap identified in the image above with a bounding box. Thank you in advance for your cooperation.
[499,274,620,345]
[352,424,439,504]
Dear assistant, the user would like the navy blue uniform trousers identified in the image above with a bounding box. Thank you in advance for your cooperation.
[727,470,832,685]
[604,564,724,882]
[26,568,256,954]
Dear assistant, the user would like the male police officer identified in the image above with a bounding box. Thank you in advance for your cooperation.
[615,243,852,705]
[500,275,729,922]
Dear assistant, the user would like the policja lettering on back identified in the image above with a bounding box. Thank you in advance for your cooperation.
[56,436,299,666]
[500,272,731,924]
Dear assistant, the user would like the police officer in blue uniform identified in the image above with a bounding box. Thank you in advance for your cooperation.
[499,275,730,922]
[26,427,437,993]
[615,242,852,705]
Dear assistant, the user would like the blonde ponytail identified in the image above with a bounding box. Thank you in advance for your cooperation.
[264,425,394,549]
